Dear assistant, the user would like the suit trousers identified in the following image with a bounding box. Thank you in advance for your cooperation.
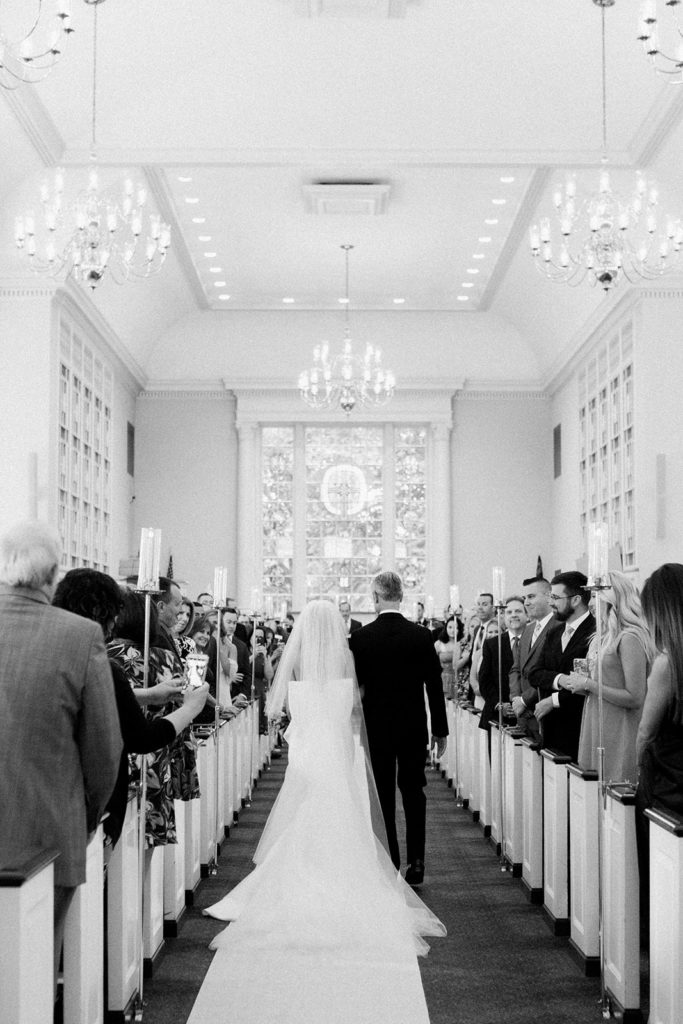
[368,732,427,870]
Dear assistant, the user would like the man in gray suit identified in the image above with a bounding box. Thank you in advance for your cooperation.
[0,521,122,992]
[509,576,558,744]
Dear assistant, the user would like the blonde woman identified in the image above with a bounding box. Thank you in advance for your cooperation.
[563,571,655,783]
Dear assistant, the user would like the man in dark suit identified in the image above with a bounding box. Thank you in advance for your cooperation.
[478,595,528,735]
[529,571,595,762]
[349,571,448,885]
[222,605,251,700]
[510,576,558,743]
[339,599,362,637]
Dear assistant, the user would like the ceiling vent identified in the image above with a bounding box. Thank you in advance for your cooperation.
[307,0,408,18]
[303,182,392,215]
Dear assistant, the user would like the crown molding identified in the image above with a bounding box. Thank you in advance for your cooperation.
[456,384,548,400]
[307,0,408,16]
[140,389,229,401]
[143,166,210,312]
[0,277,58,299]
[2,87,64,166]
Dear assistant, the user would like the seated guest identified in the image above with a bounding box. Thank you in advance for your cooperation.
[510,576,557,744]
[434,615,460,699]
[478,596,528,734]
[0,521,121,994]
[563,571,654,784]
[530,571,595,762]
[53,569,208,847]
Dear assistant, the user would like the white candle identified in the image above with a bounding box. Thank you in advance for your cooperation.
[137,527,161,592]
[213,567,228,608]
[412,601,419,622]
[492,566,506,605]
[279,601,288,621]
[587,522,609,583]
[449,584,460,611]
[251,587,262,615]
[425,595,434,619]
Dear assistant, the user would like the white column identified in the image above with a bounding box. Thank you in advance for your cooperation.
[236,422,259,608]
[429,422,451,612]
[293,424,307,611]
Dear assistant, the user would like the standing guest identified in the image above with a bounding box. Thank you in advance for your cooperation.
[339,598,362,637]
[530,571,595,761]
[454,612,478,699]
[173,595,197,662]
[467,592,496,708]
[478,596,528,734]
[222,606,251,700]
[349,571,448,885]
[189,614,239,723]
[197,591,214,610]
[563,571,654,784]
[251,623,274,734]
[414,600,428,627]
[53,569,209,847]
[434,615,460,699]
[510,576,558,743]
[0,521,121,992]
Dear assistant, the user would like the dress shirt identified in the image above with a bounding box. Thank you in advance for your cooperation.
[552,609,592,705]
[531,612,554,647]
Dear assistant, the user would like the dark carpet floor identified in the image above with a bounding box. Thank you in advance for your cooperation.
[140,755,614,1024]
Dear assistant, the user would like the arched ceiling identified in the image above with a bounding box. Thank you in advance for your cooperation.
[1,0,682,388]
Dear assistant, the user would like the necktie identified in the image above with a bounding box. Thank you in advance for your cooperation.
[511,635,519,654]
[561,625,574,651]
[531,623,541,646]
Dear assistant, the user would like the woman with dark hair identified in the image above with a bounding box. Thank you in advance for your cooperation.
[52,570,208,847]
[637,563,683,817]
[433,615,460,699]
[174,596,197,661]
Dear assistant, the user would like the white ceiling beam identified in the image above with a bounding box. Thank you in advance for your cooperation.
[1,87,64,167]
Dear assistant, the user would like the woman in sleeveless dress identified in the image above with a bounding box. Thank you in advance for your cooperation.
[187,599,445,1024]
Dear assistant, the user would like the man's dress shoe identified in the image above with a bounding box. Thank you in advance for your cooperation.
[404,860,425,886]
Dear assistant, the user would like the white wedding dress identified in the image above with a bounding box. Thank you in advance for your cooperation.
[187,667,445,1024]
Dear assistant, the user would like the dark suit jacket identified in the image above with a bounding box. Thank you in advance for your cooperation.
[348,618,362,634]
[511,617,561,710]
[0,585,122,886]
[528,612,596,760]
[349,612,448,747]
[478,632,517,730]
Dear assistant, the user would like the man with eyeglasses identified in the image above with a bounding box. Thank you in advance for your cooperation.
[528,571,595,761]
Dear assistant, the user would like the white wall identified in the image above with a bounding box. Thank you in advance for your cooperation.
[133,391,238,599]
[451,392,552,608]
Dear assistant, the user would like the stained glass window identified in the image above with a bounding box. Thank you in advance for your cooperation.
[262,427,294,612]
[394,426,426,597]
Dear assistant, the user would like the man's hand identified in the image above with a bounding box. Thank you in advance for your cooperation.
[235,672,244,684]
[511,696,526,717]
[432,735,447,759]
[534,696,554,722]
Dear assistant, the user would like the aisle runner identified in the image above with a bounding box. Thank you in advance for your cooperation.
[186,946,428,1024]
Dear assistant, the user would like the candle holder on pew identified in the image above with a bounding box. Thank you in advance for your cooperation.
[586,523,612,1020]
[133,527,162,1023]
[492,566,509,872]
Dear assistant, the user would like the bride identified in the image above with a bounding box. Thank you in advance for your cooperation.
[187,599,445,1024]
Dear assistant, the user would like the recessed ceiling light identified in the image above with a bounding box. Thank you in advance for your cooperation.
[491,199,507,206]
[466,268,480,275]
[203,252,217,258]
[393,298,405,304]
[198,235,212,241]
[209,267,223,273]
[500,175,515,183]
[192,217,206,224]
[178,175,192,183]
[338,297,349,304]
[184,197,199,204]
[282,297,295,303]
[213,281,227,287]
[472,253,485,260]
[218,294,231,301]
[461,282,474,288]
[484,219,499,226]
[478,236,492,243]
[457,295,469,302]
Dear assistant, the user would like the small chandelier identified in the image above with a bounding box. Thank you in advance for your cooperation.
[638,0,683,81]
[0,1,74,90]
[530,0,682,293]
[299,244,396,415]
[14,0,170,289]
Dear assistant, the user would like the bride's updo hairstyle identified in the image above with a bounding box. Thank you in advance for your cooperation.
[266,599,355,719]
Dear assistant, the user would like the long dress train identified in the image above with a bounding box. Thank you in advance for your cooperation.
[186,676,445,1024]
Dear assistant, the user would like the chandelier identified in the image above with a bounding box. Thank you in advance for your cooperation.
[0,1,74,90]
[299,244,396,415]
[638,0,683,81]
[14,0,170,289]
[530,0,682,293]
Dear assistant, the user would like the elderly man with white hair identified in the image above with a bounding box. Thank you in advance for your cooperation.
[0,520,122,998]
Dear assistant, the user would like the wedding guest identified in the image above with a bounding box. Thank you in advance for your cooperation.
[174,595,197,661]
[454,612,479,699]
[339,598,362,637]
[563,571,654,784]
[251,624,274,734]
[510,576,557,743]
[223,606,251,700]
[468,592,496,707]
[478,596,528,734]
[197,591,214,609]
[0,521,121,992]
[434,615,459,699]
[53,569,208,846]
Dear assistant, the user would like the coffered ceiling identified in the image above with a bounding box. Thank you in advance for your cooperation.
[1,0,683,387]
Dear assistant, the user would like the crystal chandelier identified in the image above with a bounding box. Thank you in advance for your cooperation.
[14,0,170,289]
[530,0,682,293]
[299,245,396,415]
[638,0,683,81]
[0,1,74,90]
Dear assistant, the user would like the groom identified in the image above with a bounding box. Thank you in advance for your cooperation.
[349,571,448,885]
